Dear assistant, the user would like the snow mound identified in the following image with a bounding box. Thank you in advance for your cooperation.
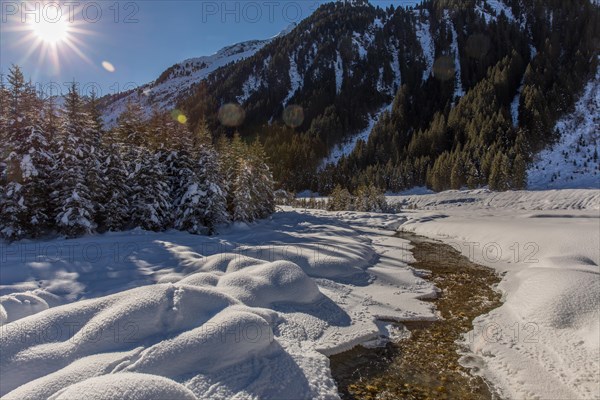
[217,261,322,307]
[0,210,436,399]
[49,373,197,400]
[0,292,48,325]
[511,267,599,333]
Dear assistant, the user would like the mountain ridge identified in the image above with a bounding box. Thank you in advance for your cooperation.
[99,23,297,128]
[100,0,599,193]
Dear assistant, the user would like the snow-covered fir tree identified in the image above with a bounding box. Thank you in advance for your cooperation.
[1,65,277,239]
[97,131,131,231]
[218,133,245,216]
[129,148,172,231]
[53,83,97,237]
[176,126,228,234]
[0,66,54,239]
[233,159,255,223]
[248,138,275,220]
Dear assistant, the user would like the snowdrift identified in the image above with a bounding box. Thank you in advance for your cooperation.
[400,189,600,399]
[0,210,433,399]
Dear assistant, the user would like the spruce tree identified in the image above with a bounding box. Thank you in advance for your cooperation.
[248,138,275,219]
[129,148,172,231]
[0,66,54,239]
[176,129,228,234]
[98,131,131,231]
[53,83,97,237]
[233,159,254,222]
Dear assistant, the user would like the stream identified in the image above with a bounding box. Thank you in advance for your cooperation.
[330,232,503,400]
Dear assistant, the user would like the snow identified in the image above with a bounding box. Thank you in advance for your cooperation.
[1,189,598,398]
[486,0,515,22]
[283,53,303,106]
[476,0,516,24]
[20,154,36,179]
[237,74,262,104]
[334,52,344,95]
[390,41,402,92]
[510,76,525,126]
[446,11,465,100]
[0,210,434,399]
[528,65,600,189]
[394,189,600,399]
[319,103,393,169]
[415,11,435,81]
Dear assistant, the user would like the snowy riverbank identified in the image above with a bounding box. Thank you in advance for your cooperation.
[1,189,598,399]
[397,189,600,399]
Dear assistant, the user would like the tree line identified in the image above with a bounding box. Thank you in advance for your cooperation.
[177,0,598,194]
[0,65,275,240]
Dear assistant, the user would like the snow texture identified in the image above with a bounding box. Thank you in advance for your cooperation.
[0,210,435,399]
[395,189,600,400]
[415,11,435,81]
[528,63,600,189]
[319,103,393,169]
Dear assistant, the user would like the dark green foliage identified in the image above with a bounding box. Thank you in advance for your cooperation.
[177,0,598,194]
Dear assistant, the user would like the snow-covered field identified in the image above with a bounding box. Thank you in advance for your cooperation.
[397,189,600,399]
[0,211,434,399]
[1,189,599,399]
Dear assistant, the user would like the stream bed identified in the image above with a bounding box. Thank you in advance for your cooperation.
[330,232,503,400]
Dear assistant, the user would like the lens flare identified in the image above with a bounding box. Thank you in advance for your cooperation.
[433,56,456,82]
[283,105,304,128]
[102,61,116,73]
[171,109,188,125]
[218,103,245,127]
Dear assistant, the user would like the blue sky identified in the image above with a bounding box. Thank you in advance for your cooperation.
[0,1,420,98]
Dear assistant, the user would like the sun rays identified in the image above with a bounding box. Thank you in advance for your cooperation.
[3,1,95,75]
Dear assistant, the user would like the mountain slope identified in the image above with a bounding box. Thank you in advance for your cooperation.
[99,25,296,128]
[528,61,600,189]
[100,0,599,193]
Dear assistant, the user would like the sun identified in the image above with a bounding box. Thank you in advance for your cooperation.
[29,18,70,45]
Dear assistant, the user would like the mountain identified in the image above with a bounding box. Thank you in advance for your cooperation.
[528,62,599,189]
[99,24,297,128]
[102,0,599,193]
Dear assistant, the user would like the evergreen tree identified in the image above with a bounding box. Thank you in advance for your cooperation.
[512,153,528,190]
[87,89,104,133]
[176,127,228,234]
[129,148,172,231]
[233,159,254,222]
[98,132,131,231]
[248,138,275,219]
[0,66,54,239]
[53,83,98,237]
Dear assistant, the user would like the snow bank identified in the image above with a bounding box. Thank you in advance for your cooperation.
[1,210,431,399]
[50,373,198,400]
[388,188,600,210]
[399,189,600,399]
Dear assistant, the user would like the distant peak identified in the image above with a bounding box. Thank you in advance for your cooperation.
[274,23,298,38]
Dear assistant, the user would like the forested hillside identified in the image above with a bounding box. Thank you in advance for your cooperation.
[179,0,599,193]
[0,66,275,240]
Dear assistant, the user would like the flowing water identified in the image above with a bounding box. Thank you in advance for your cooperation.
[330,232,502,400]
